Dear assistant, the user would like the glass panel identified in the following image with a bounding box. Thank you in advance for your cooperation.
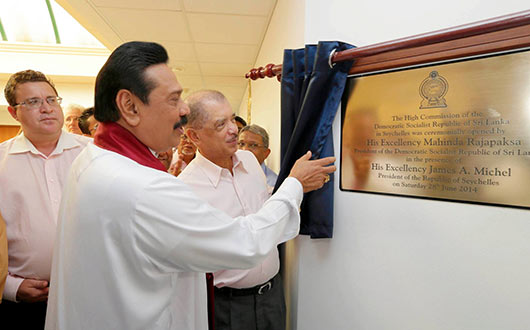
[0,0,103,47]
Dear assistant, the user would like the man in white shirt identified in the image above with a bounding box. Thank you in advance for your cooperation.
[238,124,279,192]
[179,90,286,330]
[45,41,335,330]
[0,70,90,328]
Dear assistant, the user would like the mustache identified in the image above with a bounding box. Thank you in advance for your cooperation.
[173,115,188,129]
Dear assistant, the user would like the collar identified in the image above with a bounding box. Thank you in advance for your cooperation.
[261,162,267,173]
[94,122,167,172]
[193,150,248,188]
[148,148,158,158]
[9,130,82,157]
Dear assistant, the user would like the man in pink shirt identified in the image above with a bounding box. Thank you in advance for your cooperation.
[179,90,287,330]
[0,70,91,328]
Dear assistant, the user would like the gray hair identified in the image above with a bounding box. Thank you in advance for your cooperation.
[185,90,228,129]
[240,124,269,148]
[65,103,84,113]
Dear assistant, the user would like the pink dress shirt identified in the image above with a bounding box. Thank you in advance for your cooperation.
[0,131,91,301]
[179,150,278,289]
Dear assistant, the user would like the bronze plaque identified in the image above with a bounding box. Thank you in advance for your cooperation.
[340,49,530,208]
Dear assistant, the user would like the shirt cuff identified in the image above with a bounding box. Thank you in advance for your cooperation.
[279,177,304,207]
[3,274,24,302]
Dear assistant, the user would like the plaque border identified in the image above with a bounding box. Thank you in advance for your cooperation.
[339,47,530,210]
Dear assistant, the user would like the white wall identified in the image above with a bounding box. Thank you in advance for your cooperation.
[244,1,530,329]
[304,1,529,47]
[292,1,530,330]
[237,0,305,173]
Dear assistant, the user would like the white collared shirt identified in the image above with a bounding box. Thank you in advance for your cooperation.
[179,150,279,288]
[0,131,91,301]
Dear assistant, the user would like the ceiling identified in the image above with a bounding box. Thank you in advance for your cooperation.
[57,0,278,110]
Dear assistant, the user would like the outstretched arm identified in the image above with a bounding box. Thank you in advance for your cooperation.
[289,151,336,193]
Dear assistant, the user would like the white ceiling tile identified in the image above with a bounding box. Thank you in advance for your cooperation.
[98,8,190,42]
[203,76,247,88]
[154,42,196,61]
[187,14,267,44]
[91,0,181,11]
[55,0,278,111]
[182,0,275,16]
[175,75,204,87]
[195,44,257,64]
[200,62,253,77]
[169,61,201,75]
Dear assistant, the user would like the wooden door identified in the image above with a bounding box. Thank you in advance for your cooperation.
[0,125,21,143]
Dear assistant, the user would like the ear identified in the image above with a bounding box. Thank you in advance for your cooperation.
[115,89,140,127]
[7,106,19,122]
[263,148,271,160]
[186,128,200,145]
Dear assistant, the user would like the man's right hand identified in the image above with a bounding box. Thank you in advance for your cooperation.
[288,151,336,193]
[16,278,49,303]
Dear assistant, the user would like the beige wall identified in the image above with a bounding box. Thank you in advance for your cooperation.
[0,43,108,125]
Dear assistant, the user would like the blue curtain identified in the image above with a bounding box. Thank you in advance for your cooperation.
[274,41,355,239]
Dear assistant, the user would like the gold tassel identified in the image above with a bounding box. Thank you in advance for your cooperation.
[246,79,252,124]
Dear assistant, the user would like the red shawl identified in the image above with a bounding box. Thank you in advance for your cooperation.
[94,122,167,172]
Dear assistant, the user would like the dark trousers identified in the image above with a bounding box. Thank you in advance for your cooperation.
[0,300,47,329]
[214,274,286,330]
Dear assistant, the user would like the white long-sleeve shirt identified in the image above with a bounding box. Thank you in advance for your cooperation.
[0,131,90,301]
[179,150,278,288]
[45,144,302,330]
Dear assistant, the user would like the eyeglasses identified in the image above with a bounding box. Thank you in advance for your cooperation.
[14,96,63,110]
[237,141,265,149]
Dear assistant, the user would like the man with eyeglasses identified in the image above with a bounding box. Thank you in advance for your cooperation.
[238,124,279,192]
[0,69,91,328]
